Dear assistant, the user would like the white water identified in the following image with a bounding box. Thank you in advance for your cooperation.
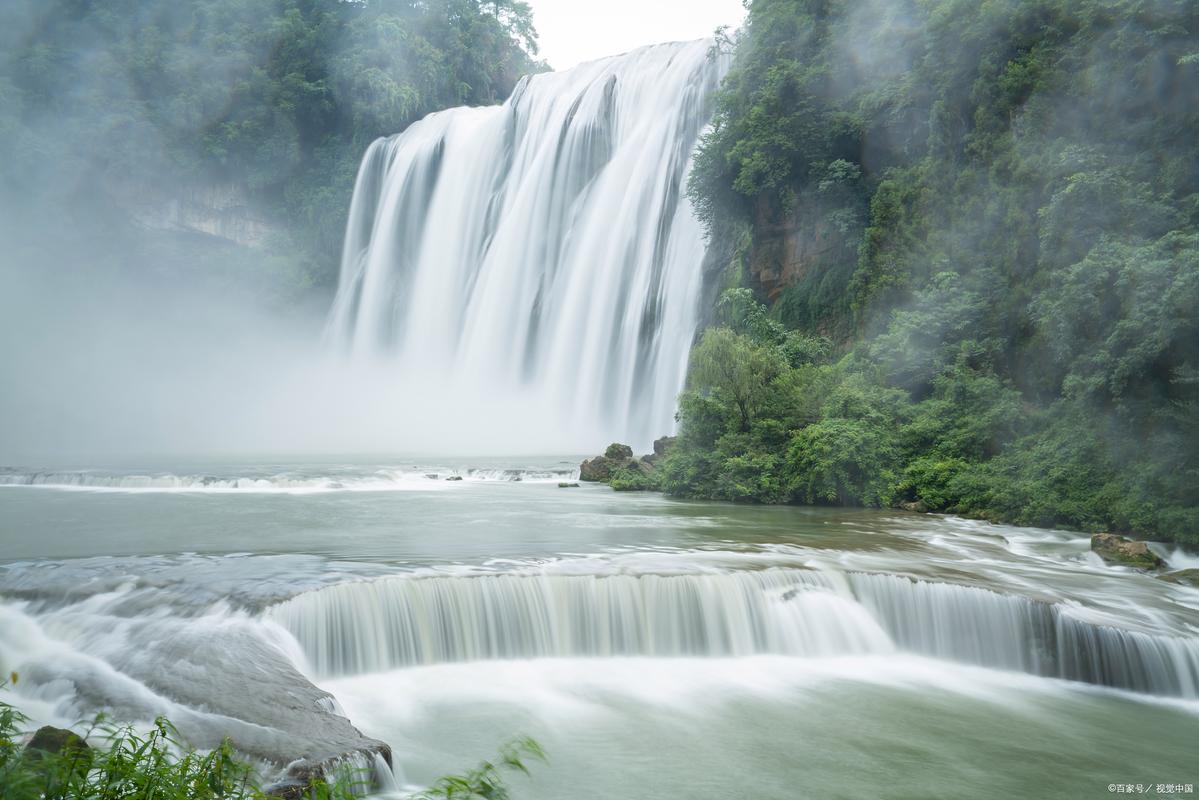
[326,41,725,451]
[0,465,579,493]
[4,481,1199,796]
[270,566,1199,697]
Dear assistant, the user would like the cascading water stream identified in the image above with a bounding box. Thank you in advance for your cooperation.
[268,568,1199,698]
[326,41,726,449]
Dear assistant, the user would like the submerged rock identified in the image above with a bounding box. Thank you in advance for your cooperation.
[1091,533,1165,569]
[1158,569,1199,587]
[445,475,463,481]
[558,482,580,488]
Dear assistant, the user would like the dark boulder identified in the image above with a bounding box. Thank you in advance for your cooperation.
[580,456,616,482]
[581,439,672,488]
[24,726,92,777]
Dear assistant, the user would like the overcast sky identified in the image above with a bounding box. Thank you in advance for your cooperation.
[527,0,747,70]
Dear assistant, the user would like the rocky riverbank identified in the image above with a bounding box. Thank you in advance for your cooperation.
[580,438,676,491]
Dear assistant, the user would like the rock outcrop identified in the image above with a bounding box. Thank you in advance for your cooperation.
[1091,533,1164,569]
[580,438,675,491]
[1158,569,1199,587]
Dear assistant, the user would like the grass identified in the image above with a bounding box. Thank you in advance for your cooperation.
[1,686,543,800]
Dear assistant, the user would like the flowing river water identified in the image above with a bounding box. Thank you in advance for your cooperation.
[2,460,1197,798]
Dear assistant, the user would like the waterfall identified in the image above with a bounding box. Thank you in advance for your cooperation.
[268,569,1199,698]
[325,41,726,449]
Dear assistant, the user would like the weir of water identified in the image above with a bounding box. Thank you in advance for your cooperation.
[269,568,1199,698]
[326,40,726,449]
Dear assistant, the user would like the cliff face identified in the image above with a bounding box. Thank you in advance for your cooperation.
[746,196,834,302]
[743,192,856,336]
[111,181,280,249]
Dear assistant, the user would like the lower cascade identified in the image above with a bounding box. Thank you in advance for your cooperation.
[269,568,1199,698]
[325,40,726,448]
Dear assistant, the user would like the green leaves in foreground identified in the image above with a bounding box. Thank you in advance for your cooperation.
[1,690,544,800]
[415,737,546,800]
[0,706,271,800]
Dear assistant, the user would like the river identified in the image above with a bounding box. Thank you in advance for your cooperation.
[2,459,1197,798]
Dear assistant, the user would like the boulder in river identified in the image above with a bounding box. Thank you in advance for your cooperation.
[581,443,638,482]
[1158,569,1199,587]
[1091,533,1164,569]
[580,441,665,491]
[23,726,92,777]
[604,443,634,460]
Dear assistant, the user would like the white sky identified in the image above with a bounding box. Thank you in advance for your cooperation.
[527,0,747,71]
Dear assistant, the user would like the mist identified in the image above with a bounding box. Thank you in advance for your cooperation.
[0,0,584,464]
[0,248,623,462]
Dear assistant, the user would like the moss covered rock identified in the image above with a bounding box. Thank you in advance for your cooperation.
[1158,569,1199,587]
[580,441,665,490]
[1091,533,1164,569]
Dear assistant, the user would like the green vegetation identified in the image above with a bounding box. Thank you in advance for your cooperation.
[0,0,541,298]
[0,702,361,799]
[415,737,544,800]
[673,0,1199,542]
[2,693,544,800]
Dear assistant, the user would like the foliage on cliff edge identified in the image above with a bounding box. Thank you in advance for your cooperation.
[674,0,1199,542]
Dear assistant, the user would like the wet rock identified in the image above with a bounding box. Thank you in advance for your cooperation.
[642,436,676,466]
[24,726,92,776]
[26,726,91,758]
[900,500,929,513]
[558,482,580,488]
[580,456,615,482]
[1158,569,1199,587]
[581,439,669,488]
[445,475,463,481]
[1091,533,1165,569]
[264,744,391,800]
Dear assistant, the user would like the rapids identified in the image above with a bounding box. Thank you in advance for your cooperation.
[2,463,1198,797]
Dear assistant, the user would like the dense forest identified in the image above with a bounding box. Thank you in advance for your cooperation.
[0,0,541,301]
[660,0,1199,543]
[4,0,1197,542]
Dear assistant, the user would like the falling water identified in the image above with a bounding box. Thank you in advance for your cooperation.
[269,568,1199,697]
[326,41,726,449]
